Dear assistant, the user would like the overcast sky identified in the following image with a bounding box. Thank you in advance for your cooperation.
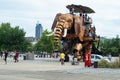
[0,0,120,38]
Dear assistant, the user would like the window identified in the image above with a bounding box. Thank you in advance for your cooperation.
[91,55,94,59]
[95,56,101,59]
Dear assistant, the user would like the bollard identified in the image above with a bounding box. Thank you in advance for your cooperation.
[94,61,98,68]
[23,55,26,60]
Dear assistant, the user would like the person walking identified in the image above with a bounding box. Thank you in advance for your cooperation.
[60,52,65,65]
[4,51,8,64]
[0,51,3,59]
[13,52,16,62]
[84,52,91,67]
[14,51,19,63]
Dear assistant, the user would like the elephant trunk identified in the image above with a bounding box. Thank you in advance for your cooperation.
[54,25,63,52]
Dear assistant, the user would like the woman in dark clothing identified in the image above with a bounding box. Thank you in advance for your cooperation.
[4,51,8,64]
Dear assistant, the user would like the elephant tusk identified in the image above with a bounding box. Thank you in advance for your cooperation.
[46,28,56,36]
[63,29,67,37]
[46,32,54,36]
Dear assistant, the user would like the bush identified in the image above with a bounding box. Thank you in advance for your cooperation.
[98,59,120,68]
[98,60,110,68]
[110,59,120,68]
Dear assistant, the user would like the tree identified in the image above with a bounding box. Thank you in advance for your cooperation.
[0,23,31,52]
[99,36,120,56]
[34,30,54,54]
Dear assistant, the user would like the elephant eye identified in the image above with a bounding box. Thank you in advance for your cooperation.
[67,20,72,23]
[68,19,72,22]
[59,16,65,20]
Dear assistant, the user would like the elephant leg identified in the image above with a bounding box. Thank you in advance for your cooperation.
[85,42,92,53]
[74,43,82,61]
[76,51,82,61]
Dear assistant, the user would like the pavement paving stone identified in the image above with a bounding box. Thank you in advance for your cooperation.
[0,57,120,80]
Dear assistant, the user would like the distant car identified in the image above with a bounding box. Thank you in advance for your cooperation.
[91,54,110,63]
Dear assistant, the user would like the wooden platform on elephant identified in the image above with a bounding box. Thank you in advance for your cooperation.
[65,34,99,41]
[83,37,100,42]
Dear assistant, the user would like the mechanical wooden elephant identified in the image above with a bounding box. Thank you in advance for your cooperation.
[46,4,101,65]
[47,13,89,60]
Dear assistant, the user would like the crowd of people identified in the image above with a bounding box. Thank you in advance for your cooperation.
[0,50,19,64]
[82,13,96,39]
[70,7,96,39]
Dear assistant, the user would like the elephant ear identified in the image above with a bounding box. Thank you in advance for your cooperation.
[51,13,62,31]
[74,15,82,34]
[74,15,84,41]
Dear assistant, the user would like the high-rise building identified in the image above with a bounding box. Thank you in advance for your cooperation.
[35,22,43,40]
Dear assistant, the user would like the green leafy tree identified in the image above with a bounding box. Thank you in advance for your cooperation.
[0,23,31,52]
[99,35,120,56]
[34,30,54,54]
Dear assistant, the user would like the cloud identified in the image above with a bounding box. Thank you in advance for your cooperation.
[0,0,120,38]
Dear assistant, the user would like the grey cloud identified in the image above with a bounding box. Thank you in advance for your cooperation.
[0,0,120,37]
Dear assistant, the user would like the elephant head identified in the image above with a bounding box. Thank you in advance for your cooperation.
[47,13,85,52]
[47,13,74,51]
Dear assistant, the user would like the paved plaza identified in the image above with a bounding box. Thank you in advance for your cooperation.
[0,57,120,80]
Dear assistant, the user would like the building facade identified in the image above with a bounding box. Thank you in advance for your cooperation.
[35,23,43,40]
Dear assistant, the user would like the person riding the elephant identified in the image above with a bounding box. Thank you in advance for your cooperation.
[69,7,75,14]
[88,25,93,37]
[88,25,96,40]
[91,26,96,39]
[83,14,91,37]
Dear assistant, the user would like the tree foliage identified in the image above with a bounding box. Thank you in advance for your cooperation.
[0,23,31,52]
[99,35,120,56]
[34,30,54,54]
